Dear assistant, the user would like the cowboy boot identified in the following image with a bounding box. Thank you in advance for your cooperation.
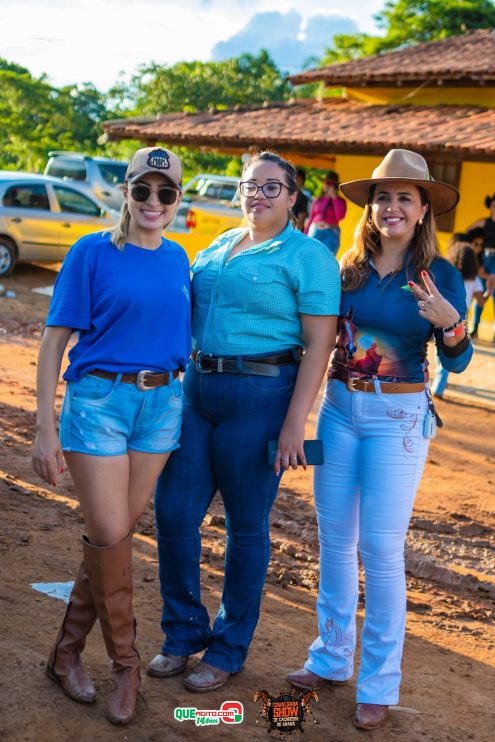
[83,532,141,726]
[46,558,98,703]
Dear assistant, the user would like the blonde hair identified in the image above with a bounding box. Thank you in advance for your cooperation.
[109,194,131,251]
[341,185,439,292]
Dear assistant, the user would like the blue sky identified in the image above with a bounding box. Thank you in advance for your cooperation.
[0,0,384,90]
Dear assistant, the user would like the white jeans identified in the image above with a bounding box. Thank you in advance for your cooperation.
[305,379,429,704]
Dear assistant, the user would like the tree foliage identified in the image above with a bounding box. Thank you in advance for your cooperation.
[323,0,495,63]
[0,49,288,175]
[0,59,110,171]
[109,50,289,117]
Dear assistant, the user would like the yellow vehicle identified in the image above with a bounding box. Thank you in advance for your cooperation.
[166,173,243,262]
[167,201,243,262]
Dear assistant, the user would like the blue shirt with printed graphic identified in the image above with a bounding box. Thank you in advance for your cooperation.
[191,222,341,356]
[330,255,472,383]
[46,231,191,381]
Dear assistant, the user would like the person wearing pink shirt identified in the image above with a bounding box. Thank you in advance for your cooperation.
[305,171,347,255]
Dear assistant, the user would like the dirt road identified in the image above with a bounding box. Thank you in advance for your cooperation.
[0,266,494,741]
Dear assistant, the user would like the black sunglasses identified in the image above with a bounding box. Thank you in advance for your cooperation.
[130,183,179,205]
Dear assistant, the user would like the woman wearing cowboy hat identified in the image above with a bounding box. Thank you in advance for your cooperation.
[304,170,347,255]
[286,149,473,731]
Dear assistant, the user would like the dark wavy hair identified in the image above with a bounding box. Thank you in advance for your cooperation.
[452,244,479,281]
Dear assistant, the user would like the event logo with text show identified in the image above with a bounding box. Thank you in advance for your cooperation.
[254,688,318,734]
[174,701,243,727]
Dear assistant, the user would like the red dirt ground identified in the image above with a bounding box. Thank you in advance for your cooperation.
[0,265,494,742]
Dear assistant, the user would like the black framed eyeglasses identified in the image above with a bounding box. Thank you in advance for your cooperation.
[239,181,290,199]
[129,184,179,205]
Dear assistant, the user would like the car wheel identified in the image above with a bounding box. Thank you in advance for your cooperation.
[0,237,17,276]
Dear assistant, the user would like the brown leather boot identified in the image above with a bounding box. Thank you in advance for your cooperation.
[83,532,141,726]
[353,703,389,730]
[46,559,97,703]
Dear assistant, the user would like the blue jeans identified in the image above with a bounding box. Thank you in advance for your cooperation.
[60,373,183,455]
[154,359,297,673]
[431,351,449,397]
[307,224,341,255]
[305,379,429,704]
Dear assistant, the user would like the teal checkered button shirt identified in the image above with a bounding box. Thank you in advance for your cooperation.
[191,222,341,356]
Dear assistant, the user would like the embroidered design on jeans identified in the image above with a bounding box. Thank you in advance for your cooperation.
[323,618,353,659]
[386,408,418,453]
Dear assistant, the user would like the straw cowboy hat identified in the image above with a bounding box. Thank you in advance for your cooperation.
[340,149,459,216]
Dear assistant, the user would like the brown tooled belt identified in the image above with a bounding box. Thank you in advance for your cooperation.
[332,372,425,394]
[89,368,179,391]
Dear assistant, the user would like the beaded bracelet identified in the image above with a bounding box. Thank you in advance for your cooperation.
[440,317,462,334]
[443,323,465,338]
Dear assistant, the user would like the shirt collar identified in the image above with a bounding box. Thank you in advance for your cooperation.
[231,221,294,255]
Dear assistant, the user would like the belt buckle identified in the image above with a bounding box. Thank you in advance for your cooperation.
[195,351,212,374]
[136,369,154,391]
[346,377,359,392]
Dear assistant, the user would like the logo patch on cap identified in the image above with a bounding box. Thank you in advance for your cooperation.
[147,149,170,170]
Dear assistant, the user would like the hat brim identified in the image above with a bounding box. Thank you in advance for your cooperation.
[340,177,459,216]
[127,168,182,191]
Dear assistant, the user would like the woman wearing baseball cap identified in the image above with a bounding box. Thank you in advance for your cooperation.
[286,149,473,731]
[32,146,190,725]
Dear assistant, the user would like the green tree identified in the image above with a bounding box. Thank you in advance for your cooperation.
[110,50,289,116]
[323,0,495,62]
[0,60,112,171]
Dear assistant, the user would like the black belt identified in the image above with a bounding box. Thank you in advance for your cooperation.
[191,348,302,377]
[89,368,179,391]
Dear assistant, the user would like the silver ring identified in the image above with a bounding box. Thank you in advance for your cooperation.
[419,300,426,310]
[281,456,289,462]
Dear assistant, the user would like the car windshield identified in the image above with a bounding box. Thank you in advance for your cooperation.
[97,163,128,185]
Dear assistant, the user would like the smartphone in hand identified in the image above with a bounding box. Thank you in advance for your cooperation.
[267,439,324,466]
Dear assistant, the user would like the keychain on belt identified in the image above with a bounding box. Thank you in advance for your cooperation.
[423,387,443,439]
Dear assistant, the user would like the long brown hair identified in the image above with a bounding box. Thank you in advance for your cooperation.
[341,185,439,292]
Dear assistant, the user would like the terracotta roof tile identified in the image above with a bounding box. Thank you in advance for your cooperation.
[103,99,495,157]
[288,29,495,86]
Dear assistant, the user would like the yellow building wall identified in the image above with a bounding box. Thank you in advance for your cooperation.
[345,86,495,108]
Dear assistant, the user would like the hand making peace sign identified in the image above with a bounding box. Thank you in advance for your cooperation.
[408,270,461,330]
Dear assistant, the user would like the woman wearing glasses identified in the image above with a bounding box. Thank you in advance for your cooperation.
[31,147,191,726]
[147,151,340,692]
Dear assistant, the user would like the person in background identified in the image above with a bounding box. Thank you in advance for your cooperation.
[305,171,347,255]
[293,167,309,231]
[445,231,468,260]
[468,194,495,341]
[432,244,485,398]
[31,147,190,726]
[287,149,472,732]
[147,151,340,693]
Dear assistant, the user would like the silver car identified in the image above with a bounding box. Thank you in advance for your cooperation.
[0,172,119,276]
[44,152,128,211]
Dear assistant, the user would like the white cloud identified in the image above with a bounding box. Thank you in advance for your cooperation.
[212,10,359,73]
[0,0,383,90]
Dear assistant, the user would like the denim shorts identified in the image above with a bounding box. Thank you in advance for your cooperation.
[59,373,183,456]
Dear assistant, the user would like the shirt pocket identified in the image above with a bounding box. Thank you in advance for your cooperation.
[227,264,282,307]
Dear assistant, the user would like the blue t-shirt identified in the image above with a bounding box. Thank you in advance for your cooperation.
[191,223,341,355]
[46,232,191,381]
[330,255,471,383]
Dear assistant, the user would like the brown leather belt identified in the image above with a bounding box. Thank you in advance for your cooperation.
[333,373,425,394]
[191,348,302,376]
[89,368,179,391]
